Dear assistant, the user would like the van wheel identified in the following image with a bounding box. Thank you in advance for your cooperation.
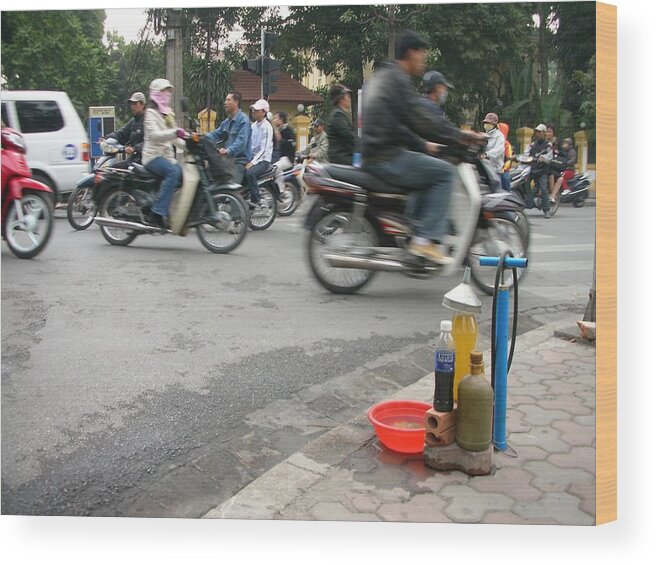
[32,172,60,203]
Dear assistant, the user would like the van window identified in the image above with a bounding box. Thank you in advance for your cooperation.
[1,103,8,127]
[16,100,64,134]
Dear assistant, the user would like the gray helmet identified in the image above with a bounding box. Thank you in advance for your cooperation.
[423,70,454,92]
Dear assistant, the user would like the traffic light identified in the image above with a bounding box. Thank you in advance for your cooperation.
[263,32,278,51]
[263,56,281,97]
[242,57,262,75]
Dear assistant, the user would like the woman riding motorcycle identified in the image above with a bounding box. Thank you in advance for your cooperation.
[141,78,187,229]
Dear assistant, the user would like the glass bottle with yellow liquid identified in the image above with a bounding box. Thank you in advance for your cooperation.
[452,311,478,403]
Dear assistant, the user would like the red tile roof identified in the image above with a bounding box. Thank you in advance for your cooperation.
[230,69,323,105]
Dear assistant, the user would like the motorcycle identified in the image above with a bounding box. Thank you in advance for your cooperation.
[92,132,249,254]
[558,172,590,208]
[1,127,54,259]
[303,140,529,295]
[67,138,126,230]
[275,158,306,217]
[510,154,558,217]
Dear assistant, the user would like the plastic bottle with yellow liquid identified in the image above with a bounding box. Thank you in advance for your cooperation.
[452,311,478,403]
[442,267,481,404]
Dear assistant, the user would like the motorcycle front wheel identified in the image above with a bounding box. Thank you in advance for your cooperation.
[98,188,139,246]
[276,180,301,217]
[197,191,248,253]
[307,207,379,294]
[3,190,54,258]
[249,185,277,230]
[467,215,529,296]
[67,185,98,230]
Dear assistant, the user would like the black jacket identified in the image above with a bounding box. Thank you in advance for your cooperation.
[272,124,296,163]
[107,112,145,161]
[527,138,553,176]
[327,107,357,165]
[362,61,465,165]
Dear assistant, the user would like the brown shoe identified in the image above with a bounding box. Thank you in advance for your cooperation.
[408,240,453,265]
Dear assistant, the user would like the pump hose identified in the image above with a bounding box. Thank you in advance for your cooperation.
[490,250,520,393]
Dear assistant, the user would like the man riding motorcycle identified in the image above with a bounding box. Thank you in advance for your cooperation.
[101,92,146,168]
[362,30,483,265]
[523,123,554,216]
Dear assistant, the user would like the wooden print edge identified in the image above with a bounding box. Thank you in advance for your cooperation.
[595,1,617,525]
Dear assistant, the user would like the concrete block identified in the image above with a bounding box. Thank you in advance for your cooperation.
[423,443,493,476]
[424,407,456,433]
[424,425,456,447]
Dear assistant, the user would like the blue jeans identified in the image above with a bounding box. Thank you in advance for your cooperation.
[244,161,271,202]
[501,172,511,192]
[531,173,549,212]
[145,157,183,217]
[370,150,455,242]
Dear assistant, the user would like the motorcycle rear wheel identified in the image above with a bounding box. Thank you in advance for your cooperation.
[276,180,301,217]
[307,207,378,294]
[3,190,54,258]
[249,185,277,230]
[197,191,248,253]
[67,185,98,230]
[467,216,529,296]
[98,188,139,246]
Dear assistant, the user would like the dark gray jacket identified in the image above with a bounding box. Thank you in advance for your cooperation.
[327,107,357,165]
[362,61,465,164]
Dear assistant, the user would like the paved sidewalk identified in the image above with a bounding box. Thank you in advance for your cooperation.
[204,322,596,525]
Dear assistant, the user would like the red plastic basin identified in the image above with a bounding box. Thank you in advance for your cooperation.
[367,400,431,454]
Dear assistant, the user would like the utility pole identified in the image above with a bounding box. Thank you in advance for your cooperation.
[260,28,265,99]
[165,8,184,125]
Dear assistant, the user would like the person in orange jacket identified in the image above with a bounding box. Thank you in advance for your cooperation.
[498,122,514,191]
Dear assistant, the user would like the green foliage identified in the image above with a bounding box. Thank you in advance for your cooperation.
[1,10,110,118]
[185,58,234,121]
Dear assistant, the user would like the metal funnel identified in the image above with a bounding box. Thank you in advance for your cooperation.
[442,267,482,313]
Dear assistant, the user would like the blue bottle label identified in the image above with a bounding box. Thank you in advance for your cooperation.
[435,350,454,372]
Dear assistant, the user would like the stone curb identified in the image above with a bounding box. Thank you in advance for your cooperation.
[203,321,579,519]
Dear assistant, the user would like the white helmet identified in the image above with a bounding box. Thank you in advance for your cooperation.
[149,78,174,91]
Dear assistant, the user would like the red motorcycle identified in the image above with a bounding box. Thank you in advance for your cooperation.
[1,127,54,258]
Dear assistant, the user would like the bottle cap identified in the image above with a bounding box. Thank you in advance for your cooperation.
[470,351,483,364]
[440,320,452,332]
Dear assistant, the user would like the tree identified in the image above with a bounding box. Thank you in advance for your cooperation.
[1,10,109,117]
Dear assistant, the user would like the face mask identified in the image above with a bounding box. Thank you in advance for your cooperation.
[150,90,172,114]
[438,91,448,105]
[483,123,495,132]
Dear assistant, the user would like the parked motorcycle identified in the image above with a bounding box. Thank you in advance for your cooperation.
[303,140,529,295]
[67,138,126,230]
[92,133,249,254]
[1,127,54,259]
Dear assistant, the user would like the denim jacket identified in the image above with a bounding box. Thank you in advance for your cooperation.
[207,111,253,164]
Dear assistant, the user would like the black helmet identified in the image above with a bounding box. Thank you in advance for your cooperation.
[422,70,454,92]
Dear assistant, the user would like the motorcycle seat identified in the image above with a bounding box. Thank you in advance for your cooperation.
[129,163,161,180]
[256,165,277,183]
[323,164,408,194]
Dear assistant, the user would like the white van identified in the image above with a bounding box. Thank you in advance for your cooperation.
[1,91,89,202]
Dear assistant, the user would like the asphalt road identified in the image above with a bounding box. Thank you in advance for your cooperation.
[1,198,596,517]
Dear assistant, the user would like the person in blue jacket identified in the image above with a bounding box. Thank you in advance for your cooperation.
[206,91,253,184]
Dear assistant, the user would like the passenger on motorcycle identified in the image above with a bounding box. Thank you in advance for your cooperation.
[361,30,480,265]
[244,99,274,207]
[498,122,514,192]
[141,78,187,229]
[480,112,505,180]
[272,111,296,196]
[327,84,358,165]
[101,92,145,168]
[206,91,253,184]
[550,137,577,200]
[522,123,554,216]
[419,70,453,119]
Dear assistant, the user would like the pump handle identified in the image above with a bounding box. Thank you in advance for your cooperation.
[479,256,528,269]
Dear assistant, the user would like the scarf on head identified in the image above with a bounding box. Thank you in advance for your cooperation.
[150,90,172,115]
